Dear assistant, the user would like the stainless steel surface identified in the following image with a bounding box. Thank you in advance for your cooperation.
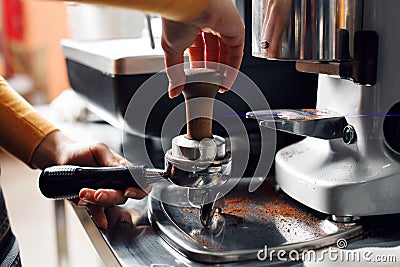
[247,109,348,139]
[141,167,168,184]
[252,0,364,61]
[71,203,123,267]
[149,178,363,263]
[146,165,227,189]
[55,200,69,267]
[163,157,231,189]
[67,177,400,266]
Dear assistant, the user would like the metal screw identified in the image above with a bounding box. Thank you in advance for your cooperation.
[343,125,356,144]
[261,40,270,49]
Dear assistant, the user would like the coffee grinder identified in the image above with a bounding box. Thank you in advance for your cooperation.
[250,0,400,221]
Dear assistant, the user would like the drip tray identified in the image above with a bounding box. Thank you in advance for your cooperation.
[149,178,363,264]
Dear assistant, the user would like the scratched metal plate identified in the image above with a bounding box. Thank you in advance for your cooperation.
[149,178,363,263]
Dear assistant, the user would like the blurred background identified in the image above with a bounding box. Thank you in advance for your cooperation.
[0,0,149,104]
[1,0,69,102]
[0,2,149,266]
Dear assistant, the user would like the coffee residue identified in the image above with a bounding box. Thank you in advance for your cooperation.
[221,195,316,230]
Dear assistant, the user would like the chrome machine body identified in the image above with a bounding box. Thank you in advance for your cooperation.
[252,0,400,218]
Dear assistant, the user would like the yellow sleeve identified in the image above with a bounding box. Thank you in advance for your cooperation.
[0,76,58,165]
[61,0,211,22]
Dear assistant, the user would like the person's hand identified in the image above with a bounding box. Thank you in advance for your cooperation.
[31,131,147,229]
[161,0,245,98]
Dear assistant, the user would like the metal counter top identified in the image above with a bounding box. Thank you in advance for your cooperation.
[70,198,191,267]
[67,178,400,267]
[69,194,303,267]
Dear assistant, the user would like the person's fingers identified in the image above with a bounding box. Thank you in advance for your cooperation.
[80,186,149,205]
[79,188,97,204]
[221,36,244,72]
[109,148,131,166]
[204,32,220,67]
[188,33,205,68]
[78,186,149,229]
[218,41,230,91]
[218,38,243,91]
[163,48,185,98]
[201,0,244,89]
[110,149,125,161]
[89,142,122,167]
[93,189,127,205]
[213,17,244,90]
[123,187,149,199]
[162,17,203,98]
[77,199,86,207]
[161,20,186,98]
[80,188,127,205]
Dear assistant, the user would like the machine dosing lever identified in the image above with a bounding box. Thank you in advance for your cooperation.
[247,109,348,140]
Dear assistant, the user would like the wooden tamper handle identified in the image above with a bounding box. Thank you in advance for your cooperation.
[182,69,222,141]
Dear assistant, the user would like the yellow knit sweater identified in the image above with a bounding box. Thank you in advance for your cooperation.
[0,77,58,164]
[0,0,210,165]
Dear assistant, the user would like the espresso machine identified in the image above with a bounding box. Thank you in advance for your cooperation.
[251,0,400,222]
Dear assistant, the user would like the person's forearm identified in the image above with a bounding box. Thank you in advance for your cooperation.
[52,0,211,22]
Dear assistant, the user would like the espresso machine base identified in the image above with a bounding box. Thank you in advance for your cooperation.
[275,137,400,218]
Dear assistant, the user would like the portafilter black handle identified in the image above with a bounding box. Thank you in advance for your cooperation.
[39,165,146,199]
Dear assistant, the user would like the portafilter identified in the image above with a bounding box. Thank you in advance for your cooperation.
[39,68,232,200]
